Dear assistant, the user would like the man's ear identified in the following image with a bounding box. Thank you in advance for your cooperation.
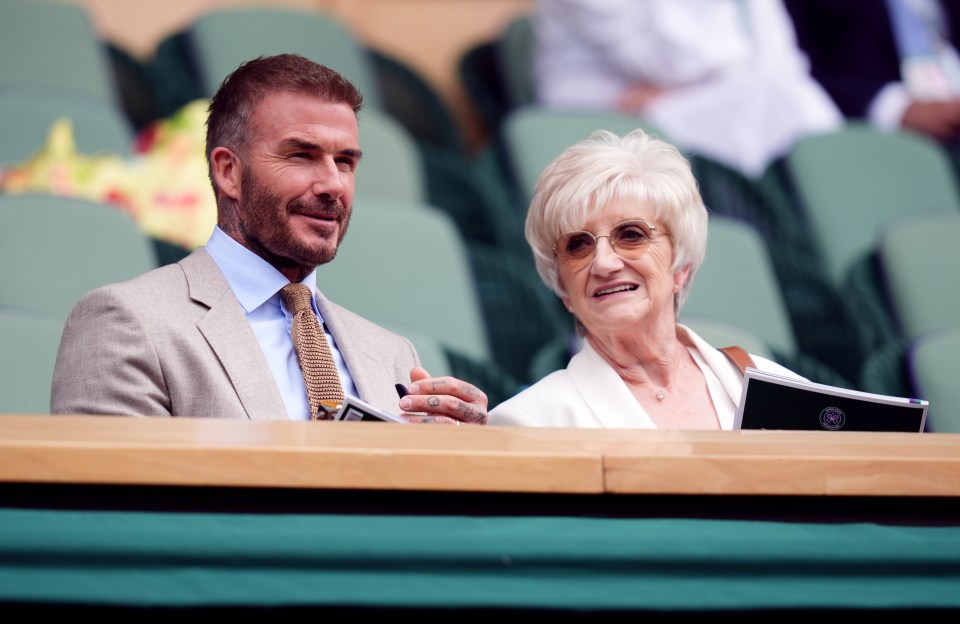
[210,146,241,200]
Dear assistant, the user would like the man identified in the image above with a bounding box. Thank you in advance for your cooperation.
[51,54,487,425]
[785,0,960,146]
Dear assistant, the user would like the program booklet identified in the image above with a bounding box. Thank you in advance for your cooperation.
[734,367,928,432]
[333,396,410,424]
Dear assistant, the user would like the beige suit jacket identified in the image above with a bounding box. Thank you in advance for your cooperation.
[51,248,420,418]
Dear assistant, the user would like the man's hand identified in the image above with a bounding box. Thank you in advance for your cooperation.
[617,83,666,114]
[399,367,489,426]
[901,100,960,141]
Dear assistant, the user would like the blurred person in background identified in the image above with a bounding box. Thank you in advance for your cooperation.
[786,0,960,149]
[533,0,843,180]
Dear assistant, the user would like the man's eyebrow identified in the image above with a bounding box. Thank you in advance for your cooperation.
[279,138,362,160]
[280,138,319,151]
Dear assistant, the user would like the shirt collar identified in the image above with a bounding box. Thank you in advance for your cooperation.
[205,226,319,312]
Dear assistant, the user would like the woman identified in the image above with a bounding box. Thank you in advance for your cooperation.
[487,129,803,429]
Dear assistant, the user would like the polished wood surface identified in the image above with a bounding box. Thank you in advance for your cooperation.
[2,414,959,496]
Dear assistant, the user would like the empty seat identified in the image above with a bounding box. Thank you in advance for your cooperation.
[0,309,64,415]
[0,0,119,105]
[185,7,381,108]
[0,194,157,322]
[355,110,426,204]
[501,106,666,204]
[784,123,960,287]
[679,314,773,360]
[0,87,134,165]
[683,215,797,357]
[316,198,491,363]
[909,327,960,433]
[878,211,960,341]
[376,321,452,378]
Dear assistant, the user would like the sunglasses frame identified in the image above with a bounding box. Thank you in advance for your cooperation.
[553,219,663,267]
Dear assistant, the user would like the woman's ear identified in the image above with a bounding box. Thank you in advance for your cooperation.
[210,146,241,200]
[674,265,692,292]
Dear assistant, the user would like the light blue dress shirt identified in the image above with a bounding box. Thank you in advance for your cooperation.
[205,227,358,420]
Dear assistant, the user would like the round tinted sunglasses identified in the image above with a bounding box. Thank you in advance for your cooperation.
[553,219,664,269]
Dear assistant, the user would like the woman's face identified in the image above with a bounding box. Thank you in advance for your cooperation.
[555,196,684,336]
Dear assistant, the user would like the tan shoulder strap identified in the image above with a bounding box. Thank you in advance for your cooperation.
[719,345,756,377]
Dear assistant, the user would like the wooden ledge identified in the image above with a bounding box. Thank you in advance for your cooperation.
[1,414,958,496]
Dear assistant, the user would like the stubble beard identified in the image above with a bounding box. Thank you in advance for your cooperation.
[240,171,351,274]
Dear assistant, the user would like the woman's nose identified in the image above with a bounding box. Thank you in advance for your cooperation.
[590,236,623,271]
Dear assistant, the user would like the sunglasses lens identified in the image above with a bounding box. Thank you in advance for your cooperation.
[612,221,654,257]
[559,231,596,260]
[555,220,659,266]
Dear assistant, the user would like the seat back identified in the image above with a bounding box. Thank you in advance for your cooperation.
[878,211,960,340]
[0,0,118,105]
[186,7,381,108]
[316,199,491,362]
[0,309,64,415]
[0,194,157,322]
[501,106,667,204]
[0,88,134,165]
[910,327,960,433]
[497,14,537,110]
[785,123,960,286]
[682,215,797,356]
[368,48,467,154]
[354,110,426,204]
[679,314,773,360]
[376,321,453,378]
[466,242,572,384]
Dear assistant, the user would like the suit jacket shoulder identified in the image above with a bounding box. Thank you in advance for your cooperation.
[52,248,286,419]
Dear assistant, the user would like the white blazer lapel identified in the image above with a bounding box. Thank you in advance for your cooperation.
[568,341,657,429]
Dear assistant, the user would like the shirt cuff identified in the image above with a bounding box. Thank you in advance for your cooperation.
[867,82,911,131]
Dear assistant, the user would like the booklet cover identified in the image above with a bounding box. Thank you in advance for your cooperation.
[734,367,928,432]
[333,396,410,424]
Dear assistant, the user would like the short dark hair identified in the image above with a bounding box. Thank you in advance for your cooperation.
[205,53,364,196]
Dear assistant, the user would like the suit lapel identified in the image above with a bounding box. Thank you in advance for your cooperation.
[568,341,657,428]
[182,250,288,420]
[315,295,397,410]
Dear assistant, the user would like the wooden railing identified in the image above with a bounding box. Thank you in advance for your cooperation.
[2,414,958,496]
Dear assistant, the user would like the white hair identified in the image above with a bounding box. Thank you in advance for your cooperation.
[524,128,708,314]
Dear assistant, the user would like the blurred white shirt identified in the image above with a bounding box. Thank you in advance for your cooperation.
[534,0,843,178]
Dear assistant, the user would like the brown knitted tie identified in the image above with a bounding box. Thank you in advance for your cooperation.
[280,283,345,420]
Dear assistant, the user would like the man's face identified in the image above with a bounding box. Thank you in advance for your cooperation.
[229,91,361,278]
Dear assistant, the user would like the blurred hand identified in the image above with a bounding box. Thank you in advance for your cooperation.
[399,367,489,426]
[901,100,960,141]
[617,83,666,114]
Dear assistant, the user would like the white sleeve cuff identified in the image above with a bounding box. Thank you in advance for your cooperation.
[867,82,911,131]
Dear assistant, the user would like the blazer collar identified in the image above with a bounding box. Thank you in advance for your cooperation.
[182,248,288,420]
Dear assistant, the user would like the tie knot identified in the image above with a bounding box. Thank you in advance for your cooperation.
[281,283,313,315]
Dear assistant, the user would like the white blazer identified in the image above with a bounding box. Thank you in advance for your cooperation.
[488,325,804,429]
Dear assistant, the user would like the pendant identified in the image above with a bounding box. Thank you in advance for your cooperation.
[656,390,666,401]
